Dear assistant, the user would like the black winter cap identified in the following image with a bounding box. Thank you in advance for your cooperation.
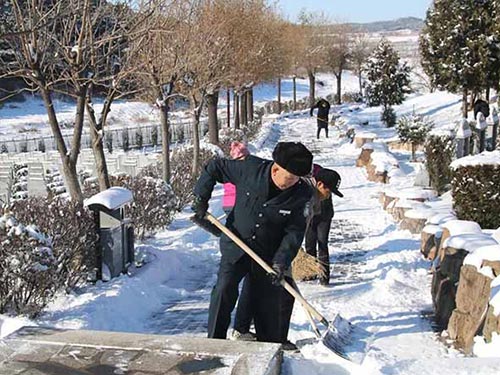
[272,142,313,177]
[316,168,343,197]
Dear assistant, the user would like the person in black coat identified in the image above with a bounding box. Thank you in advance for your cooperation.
[305,167,343,285]
[474,99,490,120]
[192,142,313,346]
[310,98,331,139]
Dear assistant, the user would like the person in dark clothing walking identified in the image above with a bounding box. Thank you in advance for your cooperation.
[191,142,313,348]
[305,167,343,285]
[310,98,331,139]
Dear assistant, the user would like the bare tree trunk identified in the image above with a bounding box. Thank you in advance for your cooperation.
[234,92,240,129]
[336,72,342,104]
[411,143,416,162]
[240,91,247,126]
[206,91,219,145]
[39,86,83,202]
[247,88,253,122]
[486,87,490,102]
[292,76,297,111]
[159,104,171,183]
[191,97,201,178]
[226,88,231,127]
[277,78,281,114]
[86,103,111,191]
[308,70,315,107]
[462,89,469,118]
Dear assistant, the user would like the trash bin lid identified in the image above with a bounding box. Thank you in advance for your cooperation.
[84,187,133,210]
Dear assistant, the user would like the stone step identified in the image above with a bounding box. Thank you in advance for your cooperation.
[0,327,282,375]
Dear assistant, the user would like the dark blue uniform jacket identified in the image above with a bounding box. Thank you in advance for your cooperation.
[194,156,313,268]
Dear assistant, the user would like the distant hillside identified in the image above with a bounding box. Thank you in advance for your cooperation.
[348,17,424,33]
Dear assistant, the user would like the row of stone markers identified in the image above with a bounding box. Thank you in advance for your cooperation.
[356,141,500,355]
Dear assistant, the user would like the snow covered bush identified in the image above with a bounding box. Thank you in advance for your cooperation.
[397,113,433,160]
[1,198,97,316]
[364,39,411,126]
[169,146,219,210]
[0,214,58,316]
[425,135,455,195]
[451,165,500,229]
[219,127,246,156]
[341,91,363,103]
[10,197,98,290]
[241,118,262,144]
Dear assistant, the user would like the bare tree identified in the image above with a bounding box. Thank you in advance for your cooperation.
[296,10,329,107]
[325,23,352,104]
[1,0,94,201]
[1,0,153,197]
[177,0,234,177]
[131,0,189,183]
[350,34,371,95]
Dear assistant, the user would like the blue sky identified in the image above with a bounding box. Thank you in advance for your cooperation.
[276,0,433,23]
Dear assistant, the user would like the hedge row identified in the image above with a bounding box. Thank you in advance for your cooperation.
[451,164,500,229]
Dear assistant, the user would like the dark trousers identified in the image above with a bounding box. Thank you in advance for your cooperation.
[208,254,295,343]
[317,122,328,139]
[305,215,332,282]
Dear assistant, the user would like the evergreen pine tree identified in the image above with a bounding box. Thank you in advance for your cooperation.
[420,0,500,116]
[397,113,434,160]
[364,39,411,127]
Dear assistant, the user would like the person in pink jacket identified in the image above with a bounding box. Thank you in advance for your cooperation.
[222,141,250,215]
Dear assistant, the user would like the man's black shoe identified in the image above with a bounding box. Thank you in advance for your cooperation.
[281,340,298,351]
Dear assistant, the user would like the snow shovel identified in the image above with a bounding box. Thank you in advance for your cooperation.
[202,212,354,360]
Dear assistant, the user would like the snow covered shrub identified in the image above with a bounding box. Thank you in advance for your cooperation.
[425,135,455,195]
[0,214,58,316]
[170,147,219,210]
[83,173,178,239]
[397,114,433,160]
[219,127,246,156]
[122,128,130,151]
[381,107,396,128]
[451,165,500,229]
[242,118,262,142]
[0,198,98,315]
[125,176,177,239]
[342,91,363,103]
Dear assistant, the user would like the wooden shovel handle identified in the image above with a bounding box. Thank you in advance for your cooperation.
[205,212,328,326]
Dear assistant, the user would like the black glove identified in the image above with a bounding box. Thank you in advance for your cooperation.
[191,196,209,219]
[269,263,286,287]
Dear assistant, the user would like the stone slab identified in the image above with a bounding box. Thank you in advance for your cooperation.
[0,327,282,375]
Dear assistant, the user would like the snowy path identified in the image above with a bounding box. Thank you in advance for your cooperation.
[273,114,500,374]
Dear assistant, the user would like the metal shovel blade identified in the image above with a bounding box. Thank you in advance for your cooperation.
[321,314,354,360]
